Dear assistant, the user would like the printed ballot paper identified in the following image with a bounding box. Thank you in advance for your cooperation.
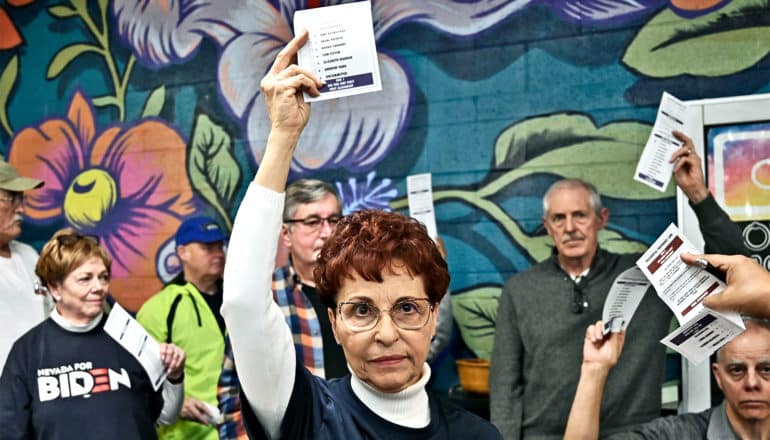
[104,303,168,390]
[602,267,650,335]
[636,224,745,364]
[407,173,438,239]
[634,92,694,192]
[294,1,382,102]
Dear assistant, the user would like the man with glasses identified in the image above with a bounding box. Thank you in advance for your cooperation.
[490,131,749,439]
[0,158,48,374]
[217,179,348,440]
[137,216,229,440]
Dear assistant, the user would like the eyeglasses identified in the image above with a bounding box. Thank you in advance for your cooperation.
[547,211,592,228]
[337,298,434,332]
[0,192,23,205]
[571,282,589,314]
[284,214,342,232]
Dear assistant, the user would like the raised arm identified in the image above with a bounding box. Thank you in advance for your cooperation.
[670,131,747,256]
[564,322,625,440]
[220,30,323,439]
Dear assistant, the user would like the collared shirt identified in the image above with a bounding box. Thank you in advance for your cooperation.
[606,401,740,439]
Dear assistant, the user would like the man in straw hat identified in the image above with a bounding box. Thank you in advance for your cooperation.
[0,158,48,373]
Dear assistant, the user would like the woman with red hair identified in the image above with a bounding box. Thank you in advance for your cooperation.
[221,31,501,440]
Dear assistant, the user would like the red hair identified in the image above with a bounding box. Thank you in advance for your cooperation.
[314,209,449,308]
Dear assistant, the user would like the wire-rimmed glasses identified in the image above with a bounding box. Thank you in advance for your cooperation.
[337,298,434,332]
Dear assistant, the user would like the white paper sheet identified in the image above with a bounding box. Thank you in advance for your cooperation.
[104,303,168,390]
[637,223,725,324]
[637,223,745,363]
[406,173,438,239]
[661,308,745,365]
[634,92,693,192]
[602,267,650,334]
[294,1,382,102]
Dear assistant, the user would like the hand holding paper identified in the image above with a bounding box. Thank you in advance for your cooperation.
[636,224,745,363]
[104,303,169,390]
[601,267,650,335]
[159,343,185,382]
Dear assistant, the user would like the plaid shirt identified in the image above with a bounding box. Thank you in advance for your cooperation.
[217,264,324,440]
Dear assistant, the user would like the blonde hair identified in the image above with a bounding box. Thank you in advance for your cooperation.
[36,229,112,287]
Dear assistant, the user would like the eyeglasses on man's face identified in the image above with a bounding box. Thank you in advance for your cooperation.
[0,191,24,206]
[337,298,434,332]
[547,210,593,229]
[284,214,342,232]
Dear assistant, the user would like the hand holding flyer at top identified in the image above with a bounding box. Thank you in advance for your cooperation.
[670,130,710,203]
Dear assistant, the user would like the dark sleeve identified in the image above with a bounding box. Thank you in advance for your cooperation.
[241,359,315,440]
[489,284,524,439]
[691,194,749,256]
[0,341,33,439]
[605,412,709,440]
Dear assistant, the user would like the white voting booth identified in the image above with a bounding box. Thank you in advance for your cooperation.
[677,92,770,413]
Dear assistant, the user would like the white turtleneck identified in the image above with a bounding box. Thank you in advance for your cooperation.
[49,308,103,332]
[222,184,435,440]
[350,363,432,428]
[49,307,184,425]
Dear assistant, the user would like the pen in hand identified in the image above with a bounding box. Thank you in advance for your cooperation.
[694,257,727,283]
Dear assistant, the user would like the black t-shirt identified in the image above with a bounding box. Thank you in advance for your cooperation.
[241,361,502,440]
[0,317,163,439]
[200,287,226,336]
[301,283,347,379]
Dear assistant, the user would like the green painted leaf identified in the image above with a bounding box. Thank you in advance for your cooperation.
[623,1,770,77]
[0,55,19,137]
[48,5,78,18]
[141,86,166,118]
[452,286,501,359]
[91,95,119,108]
[98,0,109,16]
[47,43,101,79]
[188,114,241,230]
[70,0,87,12]
[491,112,672,200]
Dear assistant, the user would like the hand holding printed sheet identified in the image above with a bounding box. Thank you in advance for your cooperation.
[602,267,650,335]
[636,224,745,363]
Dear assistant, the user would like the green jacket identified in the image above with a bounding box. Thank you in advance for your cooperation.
[137,277,225,440]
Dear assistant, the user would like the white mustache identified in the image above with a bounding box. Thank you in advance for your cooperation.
[561,232,585,243]
[13,215,23,223]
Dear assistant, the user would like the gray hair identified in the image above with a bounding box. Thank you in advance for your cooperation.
[715,316,770,362]
[283,179,341,221]
[542,178,603,218]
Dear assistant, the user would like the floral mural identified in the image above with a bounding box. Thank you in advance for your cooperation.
[7,91,194,310]
[1,0,768,372]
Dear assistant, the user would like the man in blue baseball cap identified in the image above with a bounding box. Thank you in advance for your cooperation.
[137,216,229,440]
